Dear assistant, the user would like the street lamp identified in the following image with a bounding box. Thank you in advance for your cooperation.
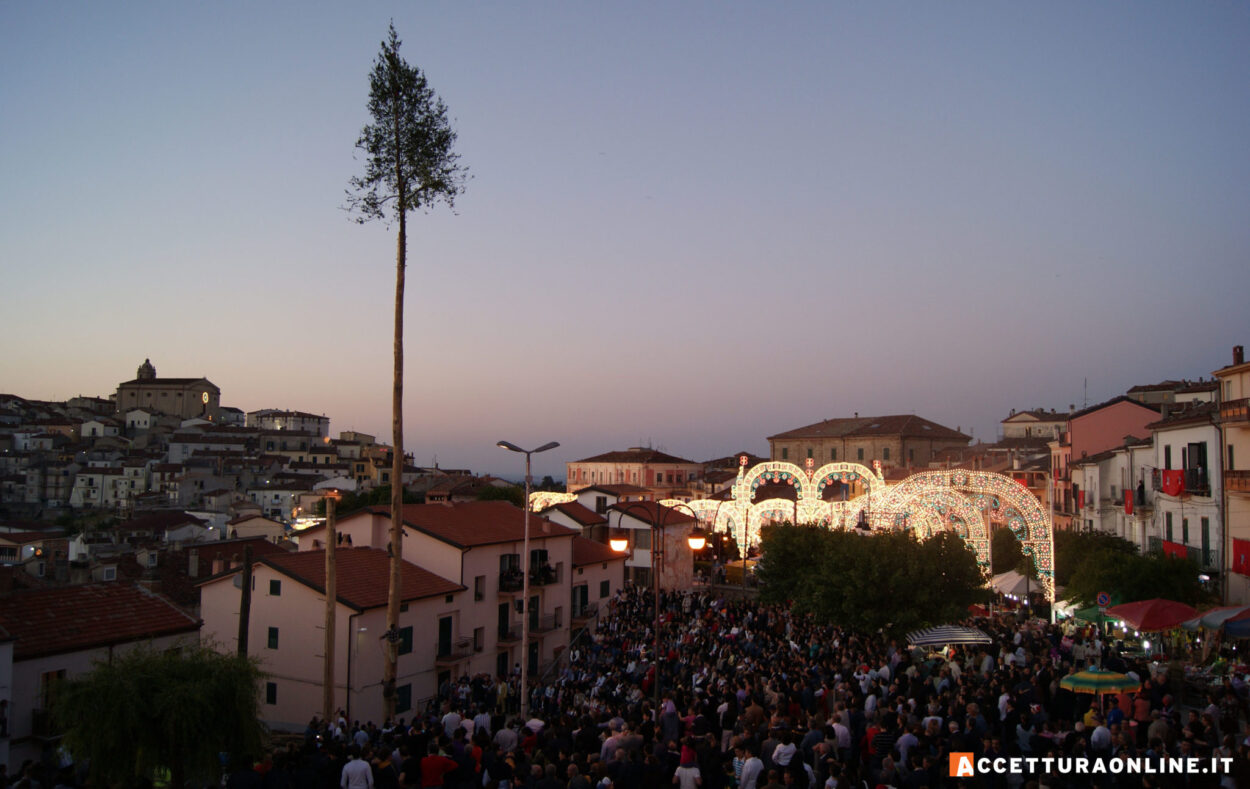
[609,500,707,713]
[496,439,559,721]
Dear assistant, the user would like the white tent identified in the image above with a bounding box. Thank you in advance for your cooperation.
[991,570,1031,597]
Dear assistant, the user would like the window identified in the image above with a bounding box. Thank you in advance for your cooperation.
[398,626,413,655]
[1165,512,1173,542]
[265,682,277,705]
[857,448,864,461]
[1231,444,1236,471]
[1164,446,1172,470]
[473,627,484,651]
[883,448,890,461]
[595,496,607,514]
[600,580,610,598]
[634,530,652,550]
[267,627,279,649]
[781,448,788,460]
[806,448,813,459]
[102,566,116,581]
[908,448,914,463]
[474,575,485,601]
[269,579,281,596]
[396,684,412,713]
[1182,518,1189,546]
[830,448,837,461]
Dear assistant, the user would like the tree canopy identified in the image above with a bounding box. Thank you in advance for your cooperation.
[757,524,988,635]
[54,644,266,787]
[346,23,467,223]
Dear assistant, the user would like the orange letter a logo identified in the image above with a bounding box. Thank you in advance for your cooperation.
[949,753,975,777]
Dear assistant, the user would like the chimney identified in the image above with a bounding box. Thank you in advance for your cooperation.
[1236,345,1245,366]
[188,548,199,578]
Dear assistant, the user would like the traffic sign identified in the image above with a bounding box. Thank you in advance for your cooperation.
[1096,591,1110,607]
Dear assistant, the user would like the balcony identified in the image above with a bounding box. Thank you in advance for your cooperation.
[498,568,524,594]
[529,564,558,587]
[1227,470,1250,495]
[1184,468,1211,497]
[1221,398,1250,425]
[440,635,477,665]
[434,637,475,667]
[571,601,599,624]
[533,613,561,634]
[497,623,522,643]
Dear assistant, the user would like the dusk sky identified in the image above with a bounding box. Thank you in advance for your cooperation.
[2,3,1248,481]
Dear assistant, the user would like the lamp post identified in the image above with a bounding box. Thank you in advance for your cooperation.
[496,439,559,722]
[609,500,707,713]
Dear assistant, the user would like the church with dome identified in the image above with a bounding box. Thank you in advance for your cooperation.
[114,358,221,420]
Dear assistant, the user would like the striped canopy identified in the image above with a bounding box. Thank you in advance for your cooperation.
[1059,667,1141,695]
[1180,606,1250,632]
[906,625,992,647]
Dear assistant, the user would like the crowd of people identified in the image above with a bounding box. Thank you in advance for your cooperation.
[238,584,1250,789]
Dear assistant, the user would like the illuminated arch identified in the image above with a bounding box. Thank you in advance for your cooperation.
[885,470,1054,600]
[738,461,811,502]
[530,491,576,512]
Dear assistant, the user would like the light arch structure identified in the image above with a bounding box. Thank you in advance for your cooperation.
[530,460,1054,602]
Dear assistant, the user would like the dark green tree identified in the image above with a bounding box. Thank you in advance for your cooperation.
[1052,530,1137,586]
[53,645,266,787]
[347,22,467,718]
[758,525,988,635]
[1066,551,1211,607]
[991,526,1037,578]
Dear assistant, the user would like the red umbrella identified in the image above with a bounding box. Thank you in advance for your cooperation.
[1103,598,1198,631]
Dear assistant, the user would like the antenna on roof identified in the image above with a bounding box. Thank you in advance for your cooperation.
[1084,378,1088,408]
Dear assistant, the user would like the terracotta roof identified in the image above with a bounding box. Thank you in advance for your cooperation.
[1069,395,1159,421]
[572,536,625,567]
[1001,409,1066,423]
[386,501,577,548]
[702,452,768,468]
[572,448,698,465]
[0,531,56,544]
[1146,401,1218,430]
[0,584,200,660]
[607,501,696,526]
[190,537,286,566]
[259,548,462,611]
[576,484,651,497]
[542,501,607,527]
[768,414,969,442]
[116,511,206,533]
[1127,380,1186,393]
[118,377,216,388]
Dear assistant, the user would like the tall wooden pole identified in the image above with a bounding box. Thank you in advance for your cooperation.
[237,545,252,656]
[324,495,338,721]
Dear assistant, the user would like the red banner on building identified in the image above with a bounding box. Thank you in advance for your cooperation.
[1233,539,1250,577]
[1161,470,1185,497]
[1077,490,1085,510]
[1161,540,1188,560]
[1124,489,1133,515]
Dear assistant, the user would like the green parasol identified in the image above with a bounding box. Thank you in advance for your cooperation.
[1059,667,1141,695]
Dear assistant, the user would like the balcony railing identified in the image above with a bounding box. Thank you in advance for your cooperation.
[498,568,524,593]
[1184,468,1210,497]
[497,623,522,643]
[1221,398,1249,424]
[533,613,561,634]
[1227,470,1250,495]
[434,637,475,666]
[571,601,599,622]
[530,564,558,587]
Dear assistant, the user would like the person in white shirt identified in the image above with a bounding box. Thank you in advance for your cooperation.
[739,744,764,789]
[341,746,374,789]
